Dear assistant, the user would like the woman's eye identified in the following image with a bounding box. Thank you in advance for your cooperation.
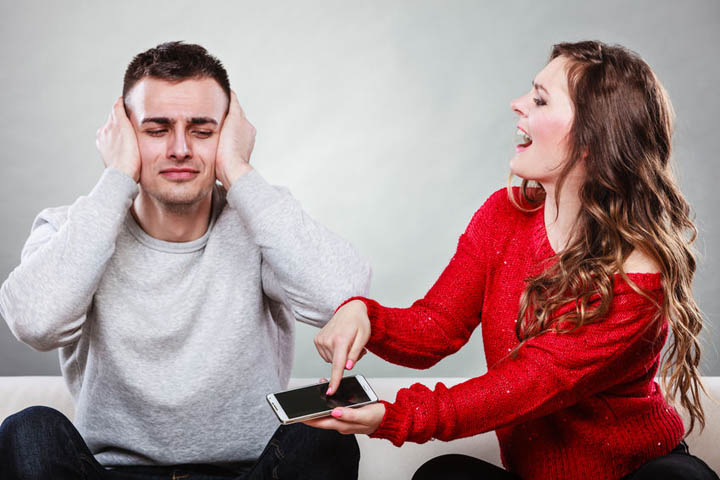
[193,131,212,138]
[533,97,546,106]
[146,129,167,136]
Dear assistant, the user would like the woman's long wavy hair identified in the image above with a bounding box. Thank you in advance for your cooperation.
[508,41,707,434]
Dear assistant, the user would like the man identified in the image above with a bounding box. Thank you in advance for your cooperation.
[0,42,370,479]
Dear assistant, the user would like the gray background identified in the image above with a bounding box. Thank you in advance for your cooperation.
[1,1,718,379]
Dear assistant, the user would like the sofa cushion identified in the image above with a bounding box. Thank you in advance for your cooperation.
[1,376,717,479]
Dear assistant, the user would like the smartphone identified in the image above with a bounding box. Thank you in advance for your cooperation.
[266,374,378,424]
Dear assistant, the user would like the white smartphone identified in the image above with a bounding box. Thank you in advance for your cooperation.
[266,374,378,424]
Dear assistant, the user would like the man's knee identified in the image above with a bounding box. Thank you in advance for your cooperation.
[0,406,78,477]
[277,423,360,467]
[1,406,71,443]
[0,406,77,458]
[285,423,358,452]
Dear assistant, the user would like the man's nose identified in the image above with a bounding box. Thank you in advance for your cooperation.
[167,130,192,161]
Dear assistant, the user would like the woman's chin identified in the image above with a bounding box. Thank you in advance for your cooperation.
[509,157,529,179]
[510,158,547,183]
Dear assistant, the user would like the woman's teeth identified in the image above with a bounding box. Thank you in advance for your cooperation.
[516,128,532,147]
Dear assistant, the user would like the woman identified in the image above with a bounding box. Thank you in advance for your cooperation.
[306,41,718,479]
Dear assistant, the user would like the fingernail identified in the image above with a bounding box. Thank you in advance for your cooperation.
[331,409,343,418]
[326,387,333,395]
[345,360,354,370]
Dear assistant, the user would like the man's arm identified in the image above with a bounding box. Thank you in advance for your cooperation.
[216,92,371,326]
[0,99,140,351]
[0,170,138,350]
[231,173,371,326]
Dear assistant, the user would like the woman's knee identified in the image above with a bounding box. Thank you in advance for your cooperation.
[413,454,517,480]
[630,452,719,480]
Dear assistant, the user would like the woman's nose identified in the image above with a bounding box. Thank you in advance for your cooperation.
[510,95,527,117]
[510,94,528,117]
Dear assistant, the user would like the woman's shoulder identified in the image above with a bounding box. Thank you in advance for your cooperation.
[623,249,661,274]
[468,187,541,229]
[459,188,544,256]
[611,262,663,313]
[612,251,663,297]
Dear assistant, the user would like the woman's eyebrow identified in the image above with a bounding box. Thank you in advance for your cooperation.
[533,81,550,96]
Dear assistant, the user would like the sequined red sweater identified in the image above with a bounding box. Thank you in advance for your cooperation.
[344,188,685,480]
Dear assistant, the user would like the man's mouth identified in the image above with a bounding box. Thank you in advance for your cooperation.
[515,127,532,152]
[159,168,199,180]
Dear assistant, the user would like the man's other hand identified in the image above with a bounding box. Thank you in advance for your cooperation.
[96,97,141,182]
[215,90,255,189]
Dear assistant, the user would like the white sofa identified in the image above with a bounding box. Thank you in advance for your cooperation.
[1,376,718,479]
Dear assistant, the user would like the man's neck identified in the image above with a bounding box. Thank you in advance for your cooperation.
[131,190,213,243]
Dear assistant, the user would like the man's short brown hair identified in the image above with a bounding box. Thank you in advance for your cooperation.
[123,41,230,101]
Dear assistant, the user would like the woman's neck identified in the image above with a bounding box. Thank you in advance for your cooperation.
[541,166,585,254]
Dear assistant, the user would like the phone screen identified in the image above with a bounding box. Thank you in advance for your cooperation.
[274,376,372,419]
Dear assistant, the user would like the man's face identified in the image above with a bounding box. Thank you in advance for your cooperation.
[125,77,228,209]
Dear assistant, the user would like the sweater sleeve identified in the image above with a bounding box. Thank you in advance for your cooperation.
[370,284,665,446]
[0,168,138,351]
[226,169,372,328]
[337,195,495,369]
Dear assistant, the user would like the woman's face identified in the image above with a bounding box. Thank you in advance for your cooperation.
[510,56,575,185]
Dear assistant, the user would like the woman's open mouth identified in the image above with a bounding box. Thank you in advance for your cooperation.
[515,128,533,152]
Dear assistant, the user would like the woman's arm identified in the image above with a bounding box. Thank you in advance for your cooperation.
[371,285,665,446]
[315,194,500,395]
[360,216,490,367]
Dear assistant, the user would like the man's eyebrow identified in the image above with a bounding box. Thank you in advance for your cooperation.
[140,117,219,125]
[533,81,549,96]
[141,117,172,125]
[189,117,218,125]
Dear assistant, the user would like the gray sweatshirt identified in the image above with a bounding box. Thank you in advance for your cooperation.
[0,167,371,468]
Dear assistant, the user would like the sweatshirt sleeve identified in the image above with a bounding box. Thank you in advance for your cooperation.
[336,196,494,369]
[370,284,665,446]
[0,168,138,351]
[226,168,372,327]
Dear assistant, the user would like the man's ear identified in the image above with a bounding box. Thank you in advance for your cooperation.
[122,90,139,126]
[221,96,231,124]
[123,101,136,126]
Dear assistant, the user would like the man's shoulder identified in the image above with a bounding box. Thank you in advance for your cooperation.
[217,176,293,217]
[32,205,71,232]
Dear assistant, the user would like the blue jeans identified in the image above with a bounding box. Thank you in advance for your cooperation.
[0,406,359,480]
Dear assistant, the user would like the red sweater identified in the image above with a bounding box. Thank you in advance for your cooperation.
[349,188,684,480]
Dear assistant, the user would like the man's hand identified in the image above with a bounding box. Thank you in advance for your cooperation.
[216,90,255,189]
[314,299,371,395]
[303,402,386,436]
[96,97,141,182]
